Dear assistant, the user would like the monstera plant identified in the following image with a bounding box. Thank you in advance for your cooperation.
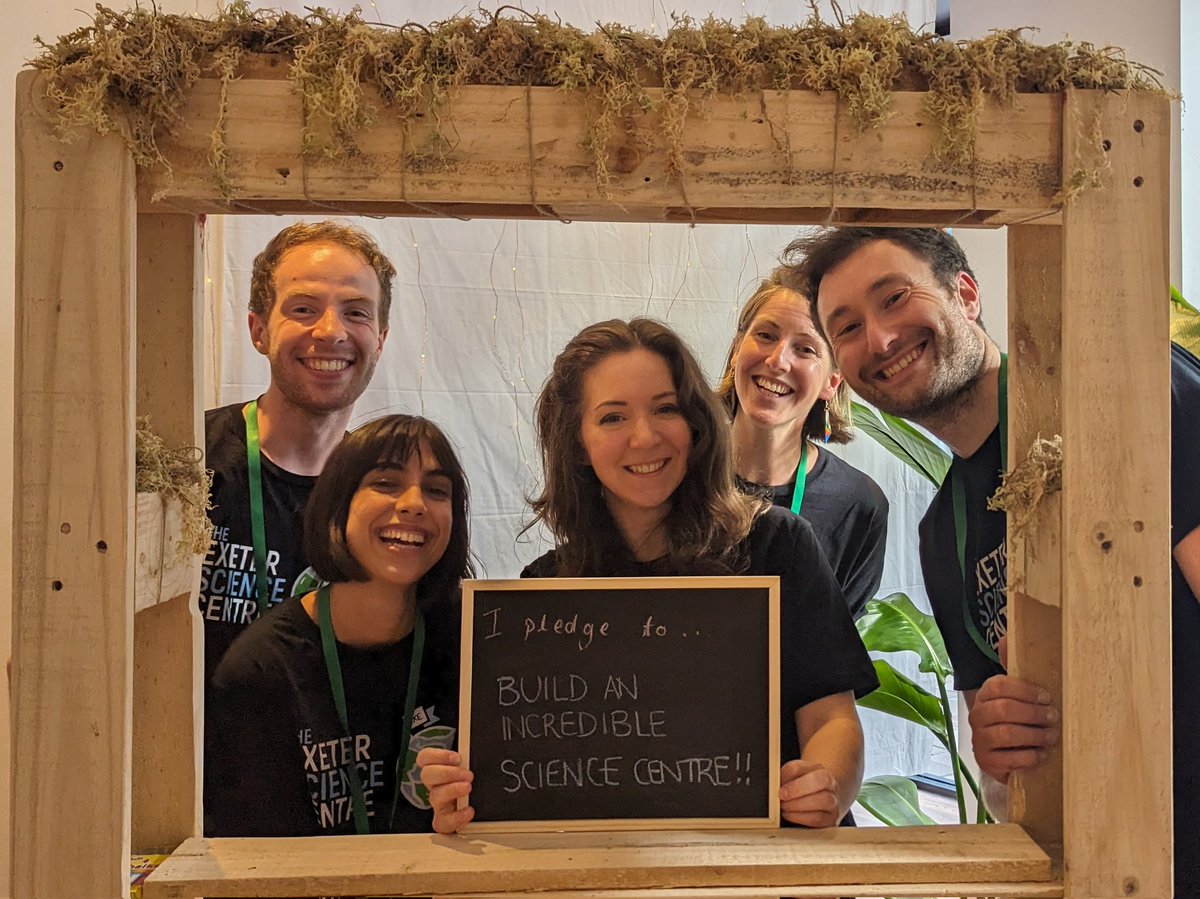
[849,401,988,825]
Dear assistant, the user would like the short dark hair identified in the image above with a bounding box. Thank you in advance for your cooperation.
[528,317,761,577]
[780,227,976,326]
[715,268,854,445]
[303,415,473,612]
[249,221,397,327]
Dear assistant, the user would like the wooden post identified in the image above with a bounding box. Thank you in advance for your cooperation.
[12,70,137,897]
[1058,90,1172,896]
[132,214,205,852]
[1006,223,1064,851]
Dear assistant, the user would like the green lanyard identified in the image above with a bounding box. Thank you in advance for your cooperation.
[316,584,426,835]
[244,400,271,619]
[789,443,810,515]
[950,353,1008,664]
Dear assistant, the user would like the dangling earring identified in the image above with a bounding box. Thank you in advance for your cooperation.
[823,402,832,444]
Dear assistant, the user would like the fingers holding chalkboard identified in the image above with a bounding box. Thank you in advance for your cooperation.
[778,759,841,829]
[416,747,476,834]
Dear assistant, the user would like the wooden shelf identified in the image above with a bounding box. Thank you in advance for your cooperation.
[143,824,1056,898]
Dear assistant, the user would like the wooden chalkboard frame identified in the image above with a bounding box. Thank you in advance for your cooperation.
[458,577,781,832]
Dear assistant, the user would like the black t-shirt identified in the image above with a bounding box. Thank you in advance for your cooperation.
[919,344,1200,896]
[205,595,460,837]
[743,446,889,619]
[201,402,319,685]
[917,426,1007,693]
[521,506,879,768]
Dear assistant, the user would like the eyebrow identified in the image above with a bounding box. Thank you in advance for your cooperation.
[822,273,909,330]
[370,461,451,479]
[592,391,677,411]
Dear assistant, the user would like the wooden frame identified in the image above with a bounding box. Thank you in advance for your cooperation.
[11,65,1172,898]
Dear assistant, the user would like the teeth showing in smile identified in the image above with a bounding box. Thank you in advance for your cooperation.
[753,376,792,397]
[627,460,667,475]
[380,527,426,546]
[304,358,349,372]
[881,346,922,380]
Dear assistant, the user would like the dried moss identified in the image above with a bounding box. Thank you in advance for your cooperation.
[135,416,212,559]
[33,4,1166,200]
[988,434,1063,539]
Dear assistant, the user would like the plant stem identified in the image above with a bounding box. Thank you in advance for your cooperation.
[937,677,969,824]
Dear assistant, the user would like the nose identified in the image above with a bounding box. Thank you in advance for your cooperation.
[765,340,791,370]
[864,315,900,357]
[395,484,426,515]
[312,305,347,342]
[629,415,661,449]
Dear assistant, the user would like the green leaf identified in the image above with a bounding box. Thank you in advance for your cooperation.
[856,775,938,827]
[1171,284,1199,316]
[856,593,952,680]
[851,400,951,485]
[857,660,949,748]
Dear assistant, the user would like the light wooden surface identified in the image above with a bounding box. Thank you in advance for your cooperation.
[1005,223,1065,848]
[131,212,205,854]
[142,824,1053,898]
[1059,89,1173,896]
[435,887,1064,899]
[12,68,137,898]
[140,79,1061,224]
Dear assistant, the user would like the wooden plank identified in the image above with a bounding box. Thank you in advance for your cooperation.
[1059,90,1172,897]
[137,81,1060,219]
[436,886,1064,899]
[1005,224,1064,849]
[131,214,204,853]
[12,69,136,898]
[142,824,1052,898]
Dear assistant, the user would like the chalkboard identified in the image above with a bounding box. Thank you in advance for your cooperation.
[459,576,780,832]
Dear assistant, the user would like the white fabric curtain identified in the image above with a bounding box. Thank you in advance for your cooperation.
[204,0,944,782]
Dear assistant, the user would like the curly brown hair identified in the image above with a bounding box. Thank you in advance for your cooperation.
[249,221,397,326]
[527,318,764,577]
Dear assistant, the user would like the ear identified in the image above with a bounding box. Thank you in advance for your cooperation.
[248,312,269,356]
[955,271,982,323]
[818,368,843,402]
[376,326,389,354]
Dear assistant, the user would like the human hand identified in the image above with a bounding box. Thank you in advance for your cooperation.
[416,747,475,834]
[779,758,842,828]
[968,673,1059,784]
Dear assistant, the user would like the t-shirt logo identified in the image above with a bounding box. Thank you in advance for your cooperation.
[973,538,1008,649]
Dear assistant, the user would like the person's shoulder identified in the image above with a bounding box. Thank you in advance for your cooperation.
[212,599,315,691]
[205,402,249,458]
[818,449,889,510]
[747,506,821,560]
[521,548,561,578]
[1172,342,1200,391]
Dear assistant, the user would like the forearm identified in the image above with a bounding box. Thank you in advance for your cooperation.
[799,715,865,818]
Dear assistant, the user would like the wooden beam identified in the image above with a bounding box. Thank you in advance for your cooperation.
[131,214,204,854]
[1005,223,1064,850]
[12,69,137,897]
[139,82,1060,221]
[142,824,1053,898]
[433,887,1063,899]
[1059,90,1172,896]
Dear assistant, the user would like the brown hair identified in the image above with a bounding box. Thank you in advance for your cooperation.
[779,227,977,330]
[249,221,397,326]
[527,318,763,577]
[303,414,474,613]
[716,269,854,445]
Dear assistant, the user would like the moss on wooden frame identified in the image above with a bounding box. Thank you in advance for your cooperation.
[34,3,1166,200]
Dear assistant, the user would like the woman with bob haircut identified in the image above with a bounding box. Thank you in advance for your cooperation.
[718,268,888,619]
[419,318,877,832]
[206,414,472,837]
